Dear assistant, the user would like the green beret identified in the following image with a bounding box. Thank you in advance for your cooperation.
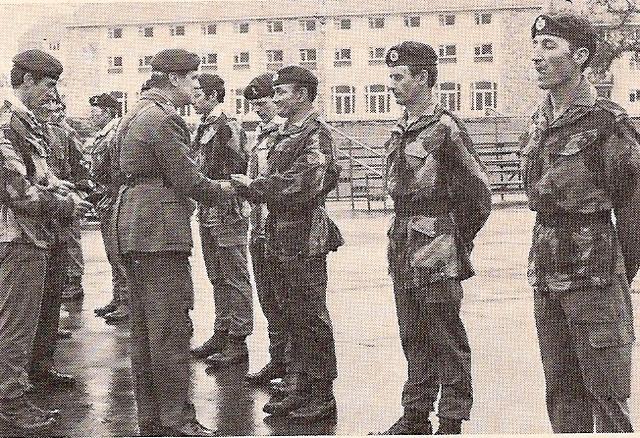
[531,13,597,65]
[89,93,120,111]
[273,66,318,87]
[151,49,200,73]
[244,73,274,100]
[12,49,63,79]
[198,73,224,96]
[385,41,437,67]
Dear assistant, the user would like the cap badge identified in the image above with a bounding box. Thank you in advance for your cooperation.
[389,49,399,62]
[536,16,546,31]
[251,86,257,96]
[272,73,279,82]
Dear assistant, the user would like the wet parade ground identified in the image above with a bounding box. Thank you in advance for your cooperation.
[6,201,640,436]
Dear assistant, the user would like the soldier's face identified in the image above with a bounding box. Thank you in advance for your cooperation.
[25,76,58,112]
[388,66,422,106]
[251,97,277,122]
[192,87,213,114]
[532,35,583,90]
[273,84,299,118]
[172,71,199,106]
[90,106,112,129]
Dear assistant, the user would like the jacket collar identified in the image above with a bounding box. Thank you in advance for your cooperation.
[539,76,597,129]
[392,103,442,136]
[257,115,285,135]
[279,110,317,136]
[143,88,177,108]
[95,117,120,138]
[201,105,224,125]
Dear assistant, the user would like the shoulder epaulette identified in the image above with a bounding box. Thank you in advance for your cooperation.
[595,98,628,120]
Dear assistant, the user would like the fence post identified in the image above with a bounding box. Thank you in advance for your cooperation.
[348,139,355,210]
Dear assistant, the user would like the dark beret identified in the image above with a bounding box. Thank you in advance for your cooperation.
[531,13,597,64]
[385,41,438,67]
[273,66,318,87]
[244,73,274,100]
[151,49,200,73]
[89,93,120,111]
[198,73,224,97]
[12,49,63,79]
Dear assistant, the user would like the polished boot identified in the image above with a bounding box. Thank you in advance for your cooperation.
[191,331,228,359]
[289,379,336,421]
[245,361,286,385]
[204,335,248,368]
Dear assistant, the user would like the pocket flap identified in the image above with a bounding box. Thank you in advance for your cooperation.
[409,216,437,237]
[588,323,634,348]
[404,140,428,159]
[555,129,598,156]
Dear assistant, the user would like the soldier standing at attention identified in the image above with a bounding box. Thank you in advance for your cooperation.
[373,41,492,435]
[85,93,128,324]
[189,73,253,368]
[114,49,233,436]
[231,66,343,422]
[242,73,291,388]
[0,49,92,431]
[524,12,639,433]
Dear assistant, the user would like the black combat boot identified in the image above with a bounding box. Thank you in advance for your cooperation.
[435,417,462,435]
[370,409,433,435]
[95,299,118,317]
[61,276,84,301]
[245,361,286,385]
[204,335,248,368]
[104,304,130,324]
[289,379,336,421]
[263,373,310,416]
[191,331,228,359]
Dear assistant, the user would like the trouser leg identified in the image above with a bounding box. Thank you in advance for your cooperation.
[218,244,253,338]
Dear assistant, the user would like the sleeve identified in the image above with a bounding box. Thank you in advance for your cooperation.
[0,133,75,219]
[90,136,112,186]
[151,113,231,205]
[67,131,92,191]
[441,116,492,245]
[248,128,329,206]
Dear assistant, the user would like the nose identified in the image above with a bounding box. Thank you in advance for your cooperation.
[531,45,543,64]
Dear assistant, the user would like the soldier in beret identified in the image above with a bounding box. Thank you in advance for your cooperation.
[85,93,129,324]
[523,11,640,433]
[372,41,492,435]
[242,73,291,388]
[113,48,232,436]
[231,65,343,422]
[188,73,253,369]
[0,49,92,431]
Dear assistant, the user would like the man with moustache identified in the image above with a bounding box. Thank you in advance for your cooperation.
[373,41,492,435]
[114,49,234,436]
[522,12,640,433]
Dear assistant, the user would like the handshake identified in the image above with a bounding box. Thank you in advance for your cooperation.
[227,174,254,200]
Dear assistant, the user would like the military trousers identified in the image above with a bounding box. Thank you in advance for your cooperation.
[270,255,337,381]
[392,276,473,420]
[100,211,128,304]
[534,273,634,433]
[29,240,67,375]
[123,251,196,429]
[200,225,253,338]
[65,217,84,279]
[0,242,48,400]
[250,237,288,363]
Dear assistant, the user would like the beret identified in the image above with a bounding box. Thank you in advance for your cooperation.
[198,73,224,96]
[532,13,597,64]
[89,93,120,111]
[140,79,152,93]
[386,41,438,67]
[244,73,274,100]
[151,49,200,73]
[273,66,318,87]
[12,49,63,79]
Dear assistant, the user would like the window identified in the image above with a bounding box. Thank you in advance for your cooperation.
[332,85,356,115]
[201,53,218,70]
[365,84,391,114]
[112,91,128,114]
[108,56,123,73]
[336,18,351,30]
[334,48,352,67]
[49,41,60,51]
[267,20,283,33]
[369,47,386,65]
[266,50,284,70]
[300,19,316,32]
[142,26,153,37]
[439,14,455,26]
[404,15,420,28]
[235,22,250,33]
[630,90,640,103]
[235,89,251,115]
[475,12,492,25]
[630,54,640,70]
[108,27,123,38]
[300,48,317,69]
[471,81,498,111]
[474,44,493,62]
[369,17,384,29]
[201,24,216,35]
[439,82,461,112]
[171,25,185,36]
[438,45,457,63]
[138,55,153,71]
[233,52,250,69]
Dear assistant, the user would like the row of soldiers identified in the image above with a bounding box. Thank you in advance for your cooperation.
[0,8,638,436]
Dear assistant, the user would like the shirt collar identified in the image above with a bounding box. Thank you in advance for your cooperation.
[258,115,285,133]
[96,117,119,137]
[202,105,224,124]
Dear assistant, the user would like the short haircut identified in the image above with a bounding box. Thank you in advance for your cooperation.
[407,64,438,88]
[10,66,47,87]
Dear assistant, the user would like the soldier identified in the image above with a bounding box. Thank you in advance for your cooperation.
[114,48,234,436]
[231,65,343,421]
[0,49,92,431]
[523,12,640,433]
[189,73,253,368]
[85,93,128,324]
[372,42,492,435]
[242,73,290,386]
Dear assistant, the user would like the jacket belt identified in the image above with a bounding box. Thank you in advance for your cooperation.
[536,210,612,228]
[393,198,451,218]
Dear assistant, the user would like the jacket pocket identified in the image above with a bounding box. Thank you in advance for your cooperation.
[407,215,458,284]
[161,201,192,246]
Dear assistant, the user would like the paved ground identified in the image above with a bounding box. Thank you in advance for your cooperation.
[6,200,640,436]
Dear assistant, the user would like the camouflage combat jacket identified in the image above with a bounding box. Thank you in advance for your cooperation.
[386,104,492,287]
[521,78,640,293]
[247,111,343,261]
[86,117,121,216]
[0,96,76,249]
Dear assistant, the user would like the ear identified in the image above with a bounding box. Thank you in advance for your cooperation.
[295,86,308,102]
[168,72,180,87]
[22,72,35,87]
[573,47,589,68]
[209,90,218,103]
